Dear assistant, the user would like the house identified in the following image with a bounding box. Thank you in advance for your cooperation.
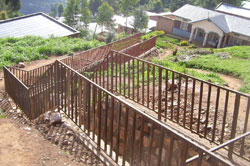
[145,11,172,21]
[0,13,80,38]
[113,15,157,34]
[243,1,250,9]
[157,4,250,48]
[215,3,250,20]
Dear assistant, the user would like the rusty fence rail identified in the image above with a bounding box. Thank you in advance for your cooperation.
[90,51,250,159]
[3,67,32,118]
[8,64,52,87]
[55,60,233,166]
[61,33,141,71]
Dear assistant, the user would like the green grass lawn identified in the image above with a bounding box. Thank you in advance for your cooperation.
[142,31,181,49]
[143,32,250,93]
[166,46,250,93]
[150,57,225,85]
[0,36,105,68]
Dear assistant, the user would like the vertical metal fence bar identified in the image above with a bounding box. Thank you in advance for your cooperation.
[212,87,220,142]
[205,84,211,138]
[197,82,203,135]
[228,94,240,158]
[240,97,250,156]
[220,90,229,143]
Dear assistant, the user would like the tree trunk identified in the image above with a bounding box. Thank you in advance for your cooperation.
[93,24,98,39]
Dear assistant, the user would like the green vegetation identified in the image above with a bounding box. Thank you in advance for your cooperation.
[0,36,104,68]
[142,31,180,49]
[150,57,225,85]
[177,46,250,93]
[0,109,6,119]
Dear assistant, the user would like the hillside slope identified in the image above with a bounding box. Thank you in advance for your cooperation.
[20,0,66,15]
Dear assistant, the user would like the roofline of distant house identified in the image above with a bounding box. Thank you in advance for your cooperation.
[215,2,250,20]
[0,12,80,37]
[216,2,250,11]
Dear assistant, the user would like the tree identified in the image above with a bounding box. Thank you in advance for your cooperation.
[80,0,92,28]
[152,1,164,13]
[58,4,64,17]
[5,0,21,11]
[89,0,102,16]
[131,9,149,32]
[50,4,58,18]
[106,0,119,12]
[120,0,139,33]
[96,2,114,30]
[0,10,8,20]
[0,0,21,18]
[63,0,79,28]
[139,0,150,5]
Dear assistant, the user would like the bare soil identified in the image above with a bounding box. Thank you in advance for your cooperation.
[0,118,87,166]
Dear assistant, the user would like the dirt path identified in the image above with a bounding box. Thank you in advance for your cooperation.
[190,68,243,91]
[0,118,86,166]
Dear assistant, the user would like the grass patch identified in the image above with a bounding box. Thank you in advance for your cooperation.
[174,46,250,93]
[0,36,105,68]
[150,57,225,85]
[142,31,180,49]
[0,109,6,119]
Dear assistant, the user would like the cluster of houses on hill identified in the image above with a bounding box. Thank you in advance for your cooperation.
[1,2,250,48]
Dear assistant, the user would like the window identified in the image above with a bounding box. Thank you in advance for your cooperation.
[180,22,188,31]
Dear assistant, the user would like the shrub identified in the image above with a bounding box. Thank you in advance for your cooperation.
[141,31,165,40]
[179,40,189,46]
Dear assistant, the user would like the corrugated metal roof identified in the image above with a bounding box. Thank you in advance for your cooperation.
[173,4,250,37]
[0,13,79,38]
[243,1,250,9]
[215,3,250,19]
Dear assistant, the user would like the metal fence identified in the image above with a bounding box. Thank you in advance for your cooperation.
[54,60,234,166]
[61,33,142,71]
[89,50,250,160]
[3,35,250,165]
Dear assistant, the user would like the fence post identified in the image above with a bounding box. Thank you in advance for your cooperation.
[228,94,240,159]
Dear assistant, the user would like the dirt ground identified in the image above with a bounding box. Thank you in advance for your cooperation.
[0,55,105,166]
[0,118,87,166]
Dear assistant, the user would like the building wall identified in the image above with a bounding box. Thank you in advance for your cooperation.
[156,16,175,34]
[172,27,191,39]
[192,20,224,37]
[150,16,160,21]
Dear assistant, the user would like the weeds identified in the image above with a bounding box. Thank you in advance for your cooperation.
[0,36,105,68]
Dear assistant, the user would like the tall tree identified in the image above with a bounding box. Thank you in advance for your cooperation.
[58,4,64,17]
[106,0,119,12]
[5,0,21,11]
[50,4,58,18]
[132,9,149,32]
[96,2,114,30]
[152,0,164,13]
[1,0,21,18]
[89,0,102,16]
[80,0,92,28]
[63,0,79,28]
[120,0,139,33]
